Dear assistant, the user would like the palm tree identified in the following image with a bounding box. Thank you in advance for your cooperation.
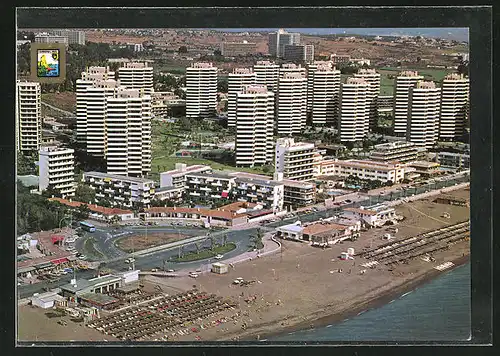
[208,234,216,251]
[222,234,228,247]
[194,242,202,255]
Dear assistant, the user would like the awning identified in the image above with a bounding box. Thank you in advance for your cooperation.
[35,262,54,269]
[51,257,69,265]
[18,266,36,274]
[221,192,228,198]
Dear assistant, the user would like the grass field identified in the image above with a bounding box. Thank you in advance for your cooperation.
[41,92,77,113]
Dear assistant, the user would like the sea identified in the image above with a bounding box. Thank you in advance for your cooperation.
[269,262,471,342]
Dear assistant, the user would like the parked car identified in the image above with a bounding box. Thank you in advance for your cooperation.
[214,254,224,260]
[189,272,199,278]
[166,269,175,273]
[125,258,136,264]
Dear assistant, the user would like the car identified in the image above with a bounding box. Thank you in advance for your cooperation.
[189,272,199,278]
[78,255,87,260]
[345,199,352,203]
[166,269,175,273]
[125,258,136,264]
[214,254,224,260]
[151,268,159,272]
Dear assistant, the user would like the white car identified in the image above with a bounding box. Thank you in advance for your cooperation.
[215,254,224,260]
[125,258,136,264]
[189,272,199,278]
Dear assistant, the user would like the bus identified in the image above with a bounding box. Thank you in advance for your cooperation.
[80,221,96,232]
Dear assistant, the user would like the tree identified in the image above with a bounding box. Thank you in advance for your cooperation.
[74,184,96,204]
[208,234,216,251]
[194,242,202,255]
[251,228,264,250]
[345,141,355,150]
[178,46,188,53]
[217,78,228,93]
[214,49,222,56]
[222,234,228,247]
[74,203,91,221]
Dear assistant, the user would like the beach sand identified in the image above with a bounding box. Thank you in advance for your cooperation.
[144,189,470,341]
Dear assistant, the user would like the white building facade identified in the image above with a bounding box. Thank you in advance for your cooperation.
[16,81,42,152]
[407,81,441,148]
[253,60,280,92]
[38,146,75,198]
[276,72,307,135]
[186,62,218,119]
[339,78,370,142]
[275,138,315,181]
[235,85,275,167]
[310,63,341,126]
[354,68,381,130]
[393,71,424,136]
[117,62,154,95]
[439,73,470,141]
[227,68,256,127]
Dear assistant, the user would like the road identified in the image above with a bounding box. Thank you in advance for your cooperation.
[19,173,468,299]
[41,101,75,117]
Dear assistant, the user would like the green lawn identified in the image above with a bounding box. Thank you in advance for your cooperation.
[171,243,236,263]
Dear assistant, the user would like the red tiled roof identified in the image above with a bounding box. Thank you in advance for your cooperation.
[344,207,378,216]
[49,198,133,216]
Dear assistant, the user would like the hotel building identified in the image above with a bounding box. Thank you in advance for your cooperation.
[233,176,284,212]
[439,73,470,141]
[117,62,154,96]
[83,171,156,208]
[407,81,441,148]
[309,63,341,126]
[436,151,470,169]
[185,172,236,203]
[38,146,76,198]
[354,68,381,129]
[52,30,86,45]
[186,62,218,119]
[282,44,315,62]
[319,159,406,183]
[275,138,315,181]
[276,72,307,135]
[227,68,256,127]
[394,71,424,136]
[253,60,280,92]
[34,33,68,46]
[306,61,333,112]
[16,81,42,152]
[339,78,370,142]
[235,85,275,167]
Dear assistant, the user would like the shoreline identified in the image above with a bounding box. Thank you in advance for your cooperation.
[241,254,470,341]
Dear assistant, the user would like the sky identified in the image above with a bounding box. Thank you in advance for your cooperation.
[207,28,469,42]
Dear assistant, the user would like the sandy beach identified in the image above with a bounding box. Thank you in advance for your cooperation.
[143,190,470,342]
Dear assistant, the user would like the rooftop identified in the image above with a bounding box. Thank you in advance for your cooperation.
[235,177,283,187]
[48,198,133,216]
[303,222,350,236]
[80,292,119,305]
[186,171,234,180]
[343,207,378,216]
[161,164,211,176]
[409,161,440,168]
[60,275,122,293]
[277,223,304,233]
[155,186,185,193]
[84,171,154,184]
[145,207,247,221]
[373,141,416,150]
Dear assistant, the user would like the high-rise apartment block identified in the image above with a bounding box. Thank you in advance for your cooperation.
[282,44,315,62]
[227,68,256,127]
[339,78,370,142]
[309,63,341,126]
[276,72,307,135]
[268,29,301,58]
[306,61,334,112]
[52,29,86,45]
[253,61,280,92]
[76,66,116,145]
[186,62,218,119]
[235,85,275,167]
[38,146,75,198]
[354,68,381,129]
[16,81,41,152]
[407,81,441,148]
[117,62,154,96]
[106,89,152,177]
[275,138,316,181]
[439,73,470,141]
[34,33,68,46]
[393,71,424,136]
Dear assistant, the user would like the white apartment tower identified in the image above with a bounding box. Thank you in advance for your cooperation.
[439,73,470,141]
[277,72,307,136]
[227,68,256,127]
[310,63,341,126]
[186,62,218,119]
[339,78,370,142]
[76,66,115,144]
[354,68,381,129]
[38,145,75,198]
[306,61,334,112]
[275,138,315,181]
[393,71,424,136]
[16,81,41,152]
[235,85,275,167]
[268,29,301,58]
[407,81,441,148]
[253,60,280,92]
[106,89,152,177]
[117,62,154,96]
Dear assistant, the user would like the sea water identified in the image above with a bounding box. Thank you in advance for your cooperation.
[270,262,471,342]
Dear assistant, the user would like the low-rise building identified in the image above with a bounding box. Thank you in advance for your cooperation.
[83,171,156,208]
[144,207,248,227]
[318,159,406,183]
[343,203,397,228]
[233,176,284,212]
[436,151,470,169]
[160,163,212,189]
[221,41,257,57]
[38,145,76,198]
[60,275,124,300]
[369,140,422,163]
[185,172,236,204]
[407,161,441,177]
[48,198,135,221]
[154,186,185,203]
